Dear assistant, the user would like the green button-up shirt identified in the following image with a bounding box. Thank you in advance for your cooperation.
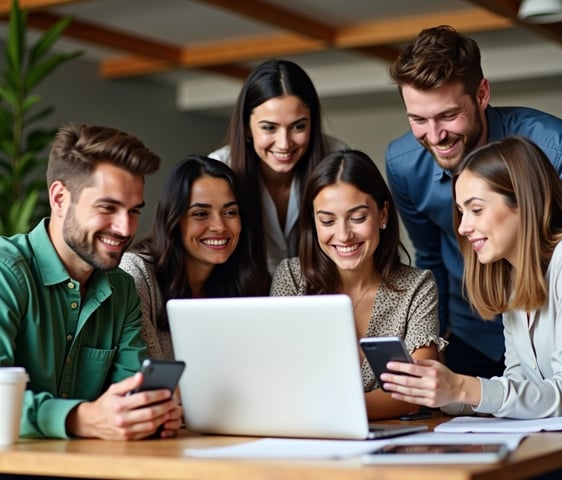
[0,219,147,438]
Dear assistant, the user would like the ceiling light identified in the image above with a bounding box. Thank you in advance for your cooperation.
[518,0,562,23]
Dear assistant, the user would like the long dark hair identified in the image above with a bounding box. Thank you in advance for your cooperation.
[226,59,329,258]
[299,150,407,293]
[133,155,270,330]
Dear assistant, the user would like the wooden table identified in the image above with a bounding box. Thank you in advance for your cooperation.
[2,415,562,480]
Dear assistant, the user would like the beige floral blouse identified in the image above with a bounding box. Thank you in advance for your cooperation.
[270,257,446,391]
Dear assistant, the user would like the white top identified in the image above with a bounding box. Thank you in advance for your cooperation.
[209,134,348,274]
[472,240,562,418]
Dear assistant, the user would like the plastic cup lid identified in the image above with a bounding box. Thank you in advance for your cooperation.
[0,366,29,382]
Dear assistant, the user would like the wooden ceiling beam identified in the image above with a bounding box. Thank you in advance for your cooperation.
[335,8,513,47]
[100,7,514,79]
[25,11,182,63]
[465,0,562,45]
[0,0,85,13]
[462,0,520,18]
[196,0,336,42]
[100,33,324,78]
[352,45,401,63]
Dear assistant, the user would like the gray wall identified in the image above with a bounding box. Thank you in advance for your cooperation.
[36,59,228,235]
[13,52,562,250]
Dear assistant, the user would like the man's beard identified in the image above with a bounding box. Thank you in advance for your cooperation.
[424,111,484,171]
[63,205,131,271]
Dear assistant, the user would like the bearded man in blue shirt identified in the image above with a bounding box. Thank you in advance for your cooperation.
[386,25,562,379]
[0,123,182,440]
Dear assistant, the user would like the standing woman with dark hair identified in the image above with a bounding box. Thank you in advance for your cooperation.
[120,155,270,359]
[271,150,445,420]
[381,136,562,419]
[210,59,348,274]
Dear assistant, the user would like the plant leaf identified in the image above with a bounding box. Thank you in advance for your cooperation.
[22,94,41,115]
[25,106,55,127]
[7,190,39,235]
[26,128,57,152]
[25,51,83,92]
[6,0,26,74]
[28,16,74,67]
[0,85,18,108]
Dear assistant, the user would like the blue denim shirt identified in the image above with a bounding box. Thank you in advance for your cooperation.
[0,219,146,438]
[386,106,562,361]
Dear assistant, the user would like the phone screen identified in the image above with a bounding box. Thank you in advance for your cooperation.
[359,337,413,391]
[130,359,186,394]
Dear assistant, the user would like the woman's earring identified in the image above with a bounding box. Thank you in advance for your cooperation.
[381,223,387,230]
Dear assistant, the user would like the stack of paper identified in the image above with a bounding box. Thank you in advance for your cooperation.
[183,432,526,460]
[435,416,562,433]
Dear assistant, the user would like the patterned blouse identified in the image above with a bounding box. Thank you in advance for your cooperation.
[270,257,446,391]
[119,252,174,360]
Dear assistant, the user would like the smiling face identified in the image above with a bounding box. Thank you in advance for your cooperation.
[248,95,311,175]
[180,175,241,274]
[402,80,489,170]
[60,162,145,273]
[455,170,520,266]
[313,182,388,273]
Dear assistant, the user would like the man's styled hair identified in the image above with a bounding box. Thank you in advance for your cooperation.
[47,123,161,197]
[389,25,484,97]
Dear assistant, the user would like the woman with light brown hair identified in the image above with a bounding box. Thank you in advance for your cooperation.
[381,136,562,419]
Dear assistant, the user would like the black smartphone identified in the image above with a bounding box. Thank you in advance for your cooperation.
[130,358,186,395]
[399,410,432,421]
[359,337,413,392]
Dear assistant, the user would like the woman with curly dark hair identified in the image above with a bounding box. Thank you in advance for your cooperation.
[121,155,270,359]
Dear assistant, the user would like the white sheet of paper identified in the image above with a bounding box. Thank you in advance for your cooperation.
[185,438,385,459]
[183,432,525,459]
[435,416,562,433]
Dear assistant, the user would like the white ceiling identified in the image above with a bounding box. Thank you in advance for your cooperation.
[2,0,562,112]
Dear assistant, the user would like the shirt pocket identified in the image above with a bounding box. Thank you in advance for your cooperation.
[74,346,117,399]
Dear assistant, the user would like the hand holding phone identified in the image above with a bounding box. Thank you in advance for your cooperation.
[359,337,413,392]
[129,359,186,395]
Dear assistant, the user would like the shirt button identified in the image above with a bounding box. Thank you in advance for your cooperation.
[70,302,78,309]
[66,334,73,342]
[67,282,75,289]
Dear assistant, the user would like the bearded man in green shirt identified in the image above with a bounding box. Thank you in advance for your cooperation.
[0,123,182,440]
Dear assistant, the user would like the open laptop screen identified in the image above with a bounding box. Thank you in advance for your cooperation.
[167,294,372,439]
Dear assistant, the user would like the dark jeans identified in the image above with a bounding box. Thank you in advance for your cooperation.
[444,333,505,378]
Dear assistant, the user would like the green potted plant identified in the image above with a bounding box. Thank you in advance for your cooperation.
[0,0,81,235]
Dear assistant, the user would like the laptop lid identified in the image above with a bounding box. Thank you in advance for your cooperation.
[167,294,374,439]
[167,295,427,440]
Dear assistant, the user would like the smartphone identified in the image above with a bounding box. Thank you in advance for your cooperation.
[399,410,433,421]
[363,443,510,464]
[129,359,186,395]
[359,336,413,392]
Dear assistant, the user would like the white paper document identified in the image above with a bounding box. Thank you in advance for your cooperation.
[435,415,562,433]
[184,432,526,460]
[184,438,385,459]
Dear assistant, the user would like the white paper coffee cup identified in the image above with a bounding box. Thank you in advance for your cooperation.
[0,367,29,445]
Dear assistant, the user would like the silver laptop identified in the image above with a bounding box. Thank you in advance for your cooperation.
[167,295,427,440]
